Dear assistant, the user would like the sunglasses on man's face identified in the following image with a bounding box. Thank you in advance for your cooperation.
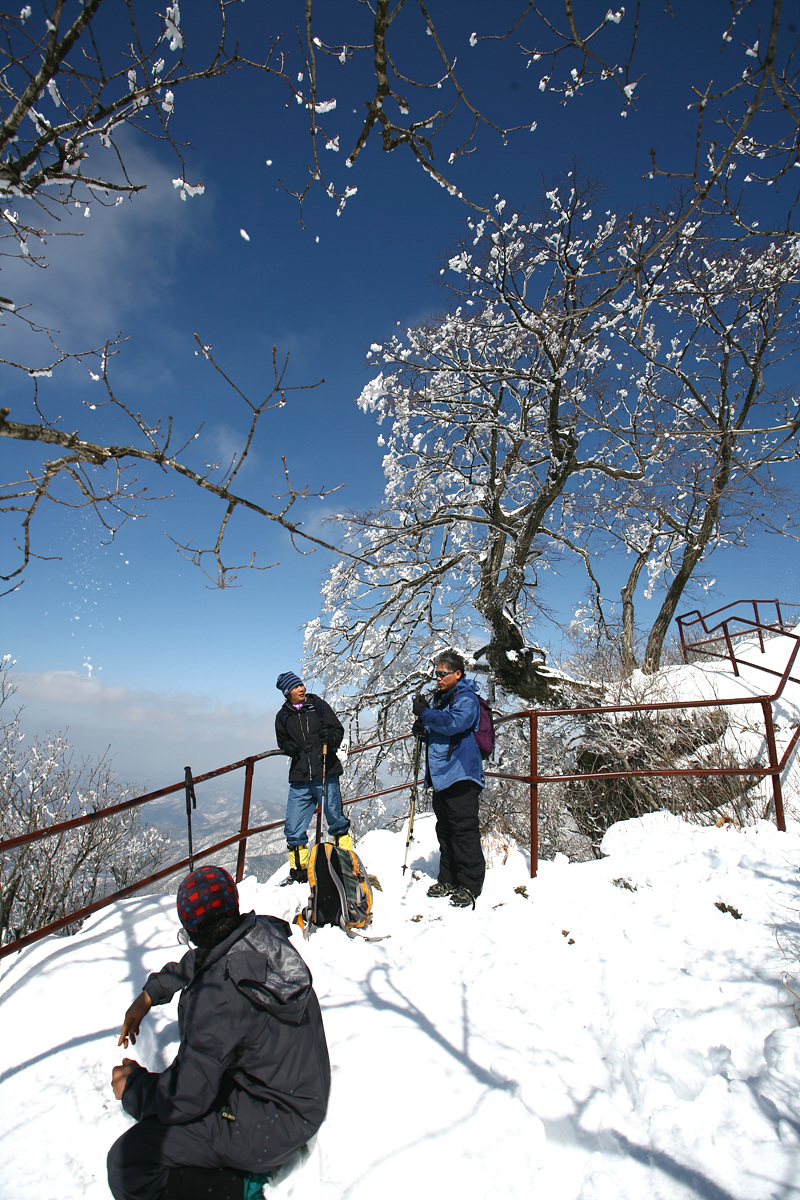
[435,670,455,678]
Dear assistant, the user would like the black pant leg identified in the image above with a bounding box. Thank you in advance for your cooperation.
[433,780,485,895]
[432,789,456,885]
[107,1117,224,1200]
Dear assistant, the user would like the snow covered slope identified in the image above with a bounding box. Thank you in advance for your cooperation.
[636,623,800,822]
[1,811,799,1200]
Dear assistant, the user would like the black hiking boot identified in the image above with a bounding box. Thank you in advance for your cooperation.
[427,880,455,898]
[280,866,308,887]
[449,887,476,909]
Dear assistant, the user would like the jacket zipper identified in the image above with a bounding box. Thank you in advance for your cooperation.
[299,708,312,779]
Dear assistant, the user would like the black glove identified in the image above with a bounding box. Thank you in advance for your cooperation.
[412,694,428,717]
[411,718,425,738]
[319,726,339,747]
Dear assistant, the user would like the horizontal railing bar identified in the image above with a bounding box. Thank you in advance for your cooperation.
[0,816,287,961]
[342,777,425,806]
[487,764,776,786]
[493,692,771,724]
[346,733,409,756]
[0,750,282,854]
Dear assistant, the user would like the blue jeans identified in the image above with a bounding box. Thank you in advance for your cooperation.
[284,776,349,847]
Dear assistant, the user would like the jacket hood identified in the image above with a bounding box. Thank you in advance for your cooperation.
[223,914,313,1025]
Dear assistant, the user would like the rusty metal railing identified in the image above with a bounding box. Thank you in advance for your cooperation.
[677,599,799,665]
[506,615,800,875]
[0,735,431,961]
[3,603,799,960]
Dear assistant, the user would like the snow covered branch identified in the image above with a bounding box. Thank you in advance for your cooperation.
[0,338,358,592]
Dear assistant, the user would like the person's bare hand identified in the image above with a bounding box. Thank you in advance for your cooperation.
[111,1058,140,1101]
[118,989,151,1048]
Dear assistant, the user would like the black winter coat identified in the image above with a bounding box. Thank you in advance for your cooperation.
[275,693,345,783]
[121,913,331,1171]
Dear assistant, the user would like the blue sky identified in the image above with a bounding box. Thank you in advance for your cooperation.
[2,0,797,796]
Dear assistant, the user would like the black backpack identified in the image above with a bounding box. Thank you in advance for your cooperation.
[295,842,373,938]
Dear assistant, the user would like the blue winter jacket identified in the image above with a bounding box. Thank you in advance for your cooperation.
[421,677,484,791]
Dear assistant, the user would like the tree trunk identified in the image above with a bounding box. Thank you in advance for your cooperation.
[641,443,731,673]
[641,545,706,673]
[619,546,652,676]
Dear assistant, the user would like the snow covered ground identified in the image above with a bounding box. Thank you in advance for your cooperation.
[2,811,800,1200]
[2,630,800,1200]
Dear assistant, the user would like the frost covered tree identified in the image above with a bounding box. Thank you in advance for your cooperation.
[305,182,800,735]
[0,659,169,943]
[303,182,668,814]
[563,231,800,673]
[2,1,799,593]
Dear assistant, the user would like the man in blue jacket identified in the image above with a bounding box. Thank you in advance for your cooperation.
[108,865,330,1200]
[412,650,486,909]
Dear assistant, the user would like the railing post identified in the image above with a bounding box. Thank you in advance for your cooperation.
[761,699,786,832]
[529,711,539,879]
[754,601,764,653]
[235,758,255,883]
[722,622,739,676]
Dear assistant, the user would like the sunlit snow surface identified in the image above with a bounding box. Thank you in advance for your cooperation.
[2,632,800,1199]
[1,813,799,1200]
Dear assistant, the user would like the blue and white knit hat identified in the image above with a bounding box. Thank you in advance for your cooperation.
[277,671,304,697]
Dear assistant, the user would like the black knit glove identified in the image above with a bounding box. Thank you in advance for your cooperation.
[412,694,428,717]
[411,718,425,738]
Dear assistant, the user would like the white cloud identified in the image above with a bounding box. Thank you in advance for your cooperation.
[11,670,285,800]
[1,130,211,351]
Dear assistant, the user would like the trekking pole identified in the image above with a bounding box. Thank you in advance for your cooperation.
[184,766,197,872]
[402,732,423,874]
[315,743,327,846]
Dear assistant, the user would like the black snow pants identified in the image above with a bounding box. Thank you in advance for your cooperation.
[432,779,485,896]
[107,1115,231,1200]
[107,1091,309,1200]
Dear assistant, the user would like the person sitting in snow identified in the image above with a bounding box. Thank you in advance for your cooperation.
[108,864,330,1200]
[274,671,352,884]
[412,649,486,909]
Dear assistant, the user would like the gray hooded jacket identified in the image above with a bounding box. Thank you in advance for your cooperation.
[121,912,330,1170]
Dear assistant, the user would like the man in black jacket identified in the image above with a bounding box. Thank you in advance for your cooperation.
[275,671,352,883]
[108,865,331,1200]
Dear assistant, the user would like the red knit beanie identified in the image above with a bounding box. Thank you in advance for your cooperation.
[176,865,239,935]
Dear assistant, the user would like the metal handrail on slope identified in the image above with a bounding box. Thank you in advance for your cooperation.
[2,602,799,961]
[676,599,799,664]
